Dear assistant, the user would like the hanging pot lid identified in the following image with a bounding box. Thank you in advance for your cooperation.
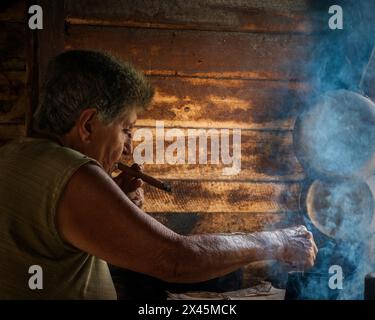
[305,179,374,241]
[293,89,375,180]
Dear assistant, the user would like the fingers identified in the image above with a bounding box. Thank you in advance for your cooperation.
[114,163,144,193]
[295,225,308,232]
[115,175,143,192]
[130,197,143,208]
[129,178,144,190]
[287,225,307,233]
[304,231,318,257]
[114,170,133,185]
[303,237,318,269]
[302,230,318,256]
[127,188,144,209]
[131,164,144,189]
[131,163,144,172]
[279,225,318,270]
[113,162,145,208]
[305,250,317,269]
[282,225,308,237]
[301,232,318,258]
[296,226,310,237]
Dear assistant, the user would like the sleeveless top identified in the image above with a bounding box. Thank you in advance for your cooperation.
[0,137,117,299]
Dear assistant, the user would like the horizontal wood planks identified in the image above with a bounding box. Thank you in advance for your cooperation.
[0,0,27,23]
[141,76,309,130]
[0,7,28,140]
[126,128,304,181]
[0,71,27,123]
[2,0,311,233]
[143,181,301,213]
[0,22,26,71]
[63,1,312,232]
[149,211,303,234]
[65,25,314,81]
[65,0,324,34]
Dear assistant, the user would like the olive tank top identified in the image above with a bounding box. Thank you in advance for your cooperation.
[0,137,117,299]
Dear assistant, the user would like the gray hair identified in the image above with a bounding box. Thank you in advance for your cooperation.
[33,50,154,135]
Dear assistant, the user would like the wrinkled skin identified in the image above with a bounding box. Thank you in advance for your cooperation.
[114,163,144,209]
[273,225,318,270]
[59,108,144,209]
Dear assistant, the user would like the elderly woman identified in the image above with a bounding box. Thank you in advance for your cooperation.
[0,50,317,299]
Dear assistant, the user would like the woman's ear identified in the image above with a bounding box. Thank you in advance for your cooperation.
[77,108,98,143]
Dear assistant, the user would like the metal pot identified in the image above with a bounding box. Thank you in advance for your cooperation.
[293,89,375,180]
[285,271,340,300]
[304,179,374,241]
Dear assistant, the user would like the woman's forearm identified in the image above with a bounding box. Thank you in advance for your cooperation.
[168,231,282,283]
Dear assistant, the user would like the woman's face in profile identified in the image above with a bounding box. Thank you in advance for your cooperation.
[88,109,137,173]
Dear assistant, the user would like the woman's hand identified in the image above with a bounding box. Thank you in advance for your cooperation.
[273,225,318,270]
[113,163,144,209]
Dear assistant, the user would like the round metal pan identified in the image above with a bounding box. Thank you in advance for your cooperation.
[293,89,375,180]
[304,179,374,241]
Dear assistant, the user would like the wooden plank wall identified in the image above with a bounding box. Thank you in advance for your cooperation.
[1,0,324,234]
[63,0,321,234]
[0,0,28,145]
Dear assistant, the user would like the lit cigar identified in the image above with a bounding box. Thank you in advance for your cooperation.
[117,162,172,193]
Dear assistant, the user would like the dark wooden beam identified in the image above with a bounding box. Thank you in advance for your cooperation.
[36,0,65,89]
[26,0,65,134]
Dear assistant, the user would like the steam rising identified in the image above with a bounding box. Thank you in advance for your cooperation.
[288,0,375,299]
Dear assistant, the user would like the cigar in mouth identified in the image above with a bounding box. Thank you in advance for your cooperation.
[117,162,172,193]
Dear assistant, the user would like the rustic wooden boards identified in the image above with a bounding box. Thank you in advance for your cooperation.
[129,129,304,181]
[0,71,27,123]
[35,0,65,89]
[65,0,324,34]
[140,77,309,130]
[0,3,27,138]
[129,127,304,232]
[0,0,315,233]
[0,0,26,23]
[144,181,301,213]
[62,0,313,233]
[149,212,302,235]
[66,25,314,81]
[0,23,26,72]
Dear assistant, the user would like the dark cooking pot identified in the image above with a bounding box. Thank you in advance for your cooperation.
[293,89,375,180]
[285,271,340,300]
[365,272,375,300]
[304,179,374,241]
[285,269,361,300]
[295,179,373,300]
